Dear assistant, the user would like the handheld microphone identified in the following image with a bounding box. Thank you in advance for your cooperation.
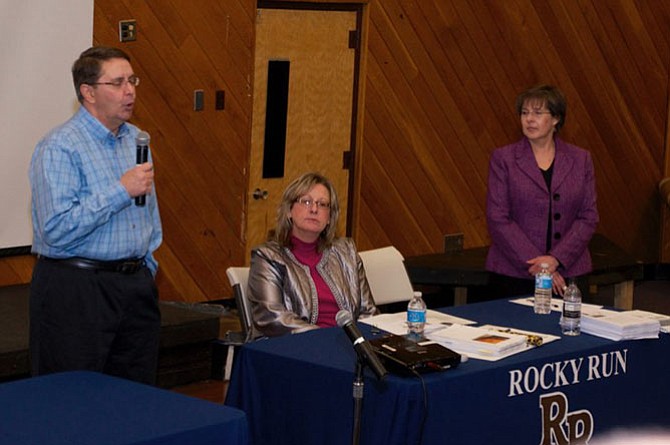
[336,310,388,381]
[135,131,150,206]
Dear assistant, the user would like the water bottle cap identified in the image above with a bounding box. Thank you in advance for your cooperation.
[540,262,549,268]
[413,291,422,298]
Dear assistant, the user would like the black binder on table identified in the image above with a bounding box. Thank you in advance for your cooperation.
[369,334,461,377]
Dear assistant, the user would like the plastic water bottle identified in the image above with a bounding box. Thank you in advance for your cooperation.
[561,280,582,335]
[534,263,552,314]
[407,291,427,336]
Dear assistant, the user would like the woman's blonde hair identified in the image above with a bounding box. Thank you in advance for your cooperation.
[271,172,340,251]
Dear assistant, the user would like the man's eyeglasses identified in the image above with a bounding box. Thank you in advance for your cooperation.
[90,75,140,88]
[295,198,331,210]
[520,109,552,118]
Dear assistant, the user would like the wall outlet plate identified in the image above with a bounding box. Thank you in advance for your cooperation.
[444,233,464,253]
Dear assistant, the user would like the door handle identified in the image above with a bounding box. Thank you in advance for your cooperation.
[253,188,269,200]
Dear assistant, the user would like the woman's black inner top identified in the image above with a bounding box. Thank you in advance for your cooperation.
[541,161,554,254]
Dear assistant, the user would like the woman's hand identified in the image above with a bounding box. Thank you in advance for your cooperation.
[551,271,566,296]
[526,255,560,275]
[527,255,566,296]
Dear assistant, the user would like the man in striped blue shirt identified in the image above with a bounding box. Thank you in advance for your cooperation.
[29,46,163,385]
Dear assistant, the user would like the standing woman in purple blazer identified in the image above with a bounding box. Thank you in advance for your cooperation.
[485,85,599,297]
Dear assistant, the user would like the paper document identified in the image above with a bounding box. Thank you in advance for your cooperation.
[426,323,559,361]
[510,296,603,314]
[428,324,528,361]
[478,325,560,348]
[360,310,475,336]
[627,310,670,333]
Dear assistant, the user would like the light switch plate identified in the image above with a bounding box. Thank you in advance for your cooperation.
[194,90,204,111]
[119,20,137,42]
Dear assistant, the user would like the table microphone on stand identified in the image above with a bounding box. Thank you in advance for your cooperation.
[337,310,388,445]
[336,310,388,380]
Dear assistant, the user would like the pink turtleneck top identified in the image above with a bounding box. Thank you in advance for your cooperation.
[290,236,339,327]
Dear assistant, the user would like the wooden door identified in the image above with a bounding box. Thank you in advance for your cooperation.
[246,7,359,256]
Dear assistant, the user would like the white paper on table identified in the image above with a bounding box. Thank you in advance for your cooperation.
[581,309,661,341]
[627,309,670,331]
[510,296,562,312]
[359,310,476,336]
[510,296,603,314]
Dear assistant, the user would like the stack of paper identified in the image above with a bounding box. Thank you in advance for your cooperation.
[581,309,661,341]
[428,324,528,360]
[627,310,670,334]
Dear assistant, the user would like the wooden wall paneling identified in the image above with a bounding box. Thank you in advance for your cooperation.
[658,92,670,263]
[362,3,489,253]
[361,66,450,251]
[661,76,670,262]
[405,2,523,233]
[659,2,670,262]
[0,256,35,287]
[358,105,436,251]
[434,1,521,145]
[591,1,667,155]
[388,2,491,200]
[564,2,664,259]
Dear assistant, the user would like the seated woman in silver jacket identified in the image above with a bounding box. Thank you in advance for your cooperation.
[248,172,378,338]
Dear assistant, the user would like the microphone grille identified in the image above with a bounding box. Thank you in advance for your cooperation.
[136,131,150,145]
[336,310,352,327]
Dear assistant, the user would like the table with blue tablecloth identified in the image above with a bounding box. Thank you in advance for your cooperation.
[0,371,249,445]
[225,299,670,445]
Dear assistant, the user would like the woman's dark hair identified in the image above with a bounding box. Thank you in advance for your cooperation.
[515,84,567,132]
[72,46,131,102]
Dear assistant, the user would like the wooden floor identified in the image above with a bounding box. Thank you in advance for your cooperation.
[171,378,227,404]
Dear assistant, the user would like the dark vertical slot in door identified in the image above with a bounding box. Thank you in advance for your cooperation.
[262,60,290,178]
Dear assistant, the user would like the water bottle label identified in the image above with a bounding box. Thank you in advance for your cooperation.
[563,302,581,319]
[407,309,426,323]
[535,275,552,289]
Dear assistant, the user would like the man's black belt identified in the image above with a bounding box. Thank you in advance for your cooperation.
[39,256,146,274]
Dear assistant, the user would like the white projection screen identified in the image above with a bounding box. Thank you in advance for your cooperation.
[0,1,93,253]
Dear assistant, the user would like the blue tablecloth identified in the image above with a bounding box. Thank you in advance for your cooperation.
[0,371,249,445]
[225,299,670,445]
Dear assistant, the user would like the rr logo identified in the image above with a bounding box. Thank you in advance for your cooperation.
[539,392,594,444]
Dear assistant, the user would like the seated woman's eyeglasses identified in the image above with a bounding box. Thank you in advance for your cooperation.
[90,75,140,88]
[295,198,330,210]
